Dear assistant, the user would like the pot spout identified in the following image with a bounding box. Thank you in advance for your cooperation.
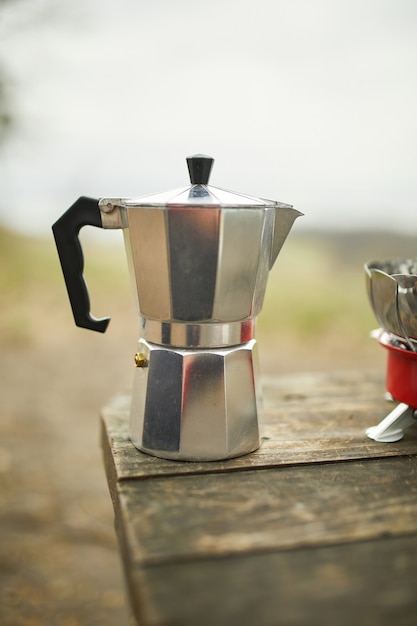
[269,205,303,269]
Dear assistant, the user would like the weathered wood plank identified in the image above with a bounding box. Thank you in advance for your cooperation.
[101,370,417,626]
[101,370,417,481]
[116,457,417,565]
[132,535,417,626]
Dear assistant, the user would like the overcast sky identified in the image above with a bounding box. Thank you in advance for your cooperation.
[1,0,417,235]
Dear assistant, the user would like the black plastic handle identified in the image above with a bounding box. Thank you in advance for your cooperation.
[52,196,110,333]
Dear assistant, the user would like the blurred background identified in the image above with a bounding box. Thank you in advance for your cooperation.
[1,0,417,234]
[1,0,417,624]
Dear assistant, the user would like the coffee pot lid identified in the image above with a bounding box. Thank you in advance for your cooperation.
[121,154,292,209]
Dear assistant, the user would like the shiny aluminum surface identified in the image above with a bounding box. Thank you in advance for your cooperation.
[100,182,280,209]
[101,204,301,325]
[52,154,301,461]
[105,155,300,461]
[365,259,417,350]
[366,401,417,442]
[365,258,417,443]
[129,339,260,461]
[139,317,255,348]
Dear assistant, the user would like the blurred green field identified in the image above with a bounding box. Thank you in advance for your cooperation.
[259,229,417,371]
[3,225,416,366]
[261,235,372,337]
[0,227,130,345]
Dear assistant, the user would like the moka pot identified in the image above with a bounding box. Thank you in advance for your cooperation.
[52,154,302,461]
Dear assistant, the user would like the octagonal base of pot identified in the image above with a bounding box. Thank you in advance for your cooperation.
[129,338,260,461]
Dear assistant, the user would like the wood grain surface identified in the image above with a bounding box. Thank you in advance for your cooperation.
[101,370,417,626]
[136,536,417,626]
[101,370,417,482]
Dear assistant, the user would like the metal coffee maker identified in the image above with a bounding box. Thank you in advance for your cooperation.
[53,154,302,461]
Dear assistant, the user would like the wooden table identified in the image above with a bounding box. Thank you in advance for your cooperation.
[101,370,417,626]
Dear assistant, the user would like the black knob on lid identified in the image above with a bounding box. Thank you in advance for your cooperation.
[186,154,214,185]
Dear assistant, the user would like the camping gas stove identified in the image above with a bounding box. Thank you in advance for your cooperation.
[365,260,417,442]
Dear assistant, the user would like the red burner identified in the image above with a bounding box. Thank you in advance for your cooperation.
[379,333,417,408]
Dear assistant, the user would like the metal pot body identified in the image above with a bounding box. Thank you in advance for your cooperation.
[129,338,261,461]
[52,155,302,461]
[123,205,274,327]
